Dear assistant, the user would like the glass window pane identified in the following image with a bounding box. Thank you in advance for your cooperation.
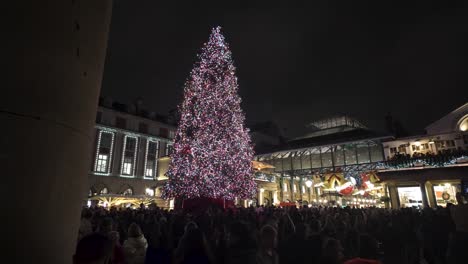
[333,146,345,166]
[282,157,291,170]
[369,144,383,162]
[311,151,321,168]
[301,152,311,169]
[344,144,357,165]
[273,158,283,172]
[292,155,302,170]
[356,143,370,164]
[321,147,333,167]
[101,133,113,148]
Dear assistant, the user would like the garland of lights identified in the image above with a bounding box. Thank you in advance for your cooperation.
[162,27,256,200]
[377,155,468,170]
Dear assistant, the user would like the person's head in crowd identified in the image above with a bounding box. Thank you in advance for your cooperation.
[99,218,113,235]
[322,238,344,264]
[309,218,321,234]
[184,221,198,233]
[108,231,120,245]
[259,225,277,250]
[73,233,112,264]
[148,222,162,247]
[181,227,209,257]
[227,221,256,248]
[128,222,143,238]
[358,234,379,260]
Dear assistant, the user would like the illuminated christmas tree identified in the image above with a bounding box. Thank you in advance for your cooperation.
[162,27,256,201]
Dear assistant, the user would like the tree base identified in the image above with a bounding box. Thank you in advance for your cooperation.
[179,197,235,211]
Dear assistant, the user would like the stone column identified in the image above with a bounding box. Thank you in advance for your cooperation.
[259,188,264,206]
[387,183,400,209]
[420,181,429,208]
[425,181,437,208]
[3,1,113,263]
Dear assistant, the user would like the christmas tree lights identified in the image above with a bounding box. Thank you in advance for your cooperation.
[162,27,256,200]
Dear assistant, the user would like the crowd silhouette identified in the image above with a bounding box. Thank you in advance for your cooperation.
[74,195,468,264]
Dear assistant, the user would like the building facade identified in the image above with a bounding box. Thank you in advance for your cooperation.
[87,100,279,208]
[87,102,176,208]
[87,101,468,210]
[255,116,390,208]
[377,103,468,209]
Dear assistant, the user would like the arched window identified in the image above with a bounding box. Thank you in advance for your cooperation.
[145,188,155,196]
[100,187,108,195]
[459,116,468,132]
[122,188,133,196]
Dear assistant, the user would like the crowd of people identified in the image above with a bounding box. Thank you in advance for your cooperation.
[386,148,468,166]
[74,197,468,264]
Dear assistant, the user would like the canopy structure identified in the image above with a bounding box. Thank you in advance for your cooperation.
[89,194,156,207]
[252,160,275,170]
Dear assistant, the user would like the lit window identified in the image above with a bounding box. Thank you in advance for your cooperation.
[293,184,297,192]
[122,188,133,196]
[169,130,175,139]
[96,154,108,172]
[302,185,305,193]
[166,143,174,156]
[94,131,114,173]
[145,188,155,196]
[122,157,133,175]
[145,141,159,178]
[121,136,138,176]
[459,117,468,131]
[398,146,407,153]
[100,187,108,195]
[283,182,288,192]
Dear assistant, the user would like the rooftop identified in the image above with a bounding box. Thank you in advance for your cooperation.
[256,128,391,155]
[98,97,176,126]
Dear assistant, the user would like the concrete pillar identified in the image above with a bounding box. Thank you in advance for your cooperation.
[388,184,400,209]
[3,1,112,263]
[259,188,264,205]
[290,178,295,201]
[420,181,429,208]
[425,181,437,208]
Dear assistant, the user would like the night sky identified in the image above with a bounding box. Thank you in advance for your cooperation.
[101,1,468,138]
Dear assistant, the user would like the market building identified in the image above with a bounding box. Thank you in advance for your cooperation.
[254,116,391,208]
[377,103,468,209]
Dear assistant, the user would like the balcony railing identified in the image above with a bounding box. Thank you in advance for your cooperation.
[377,150,468,170]
[254,172,277,182]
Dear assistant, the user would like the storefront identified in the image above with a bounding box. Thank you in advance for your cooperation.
[397,186,423,208]
[378,166,468,209]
